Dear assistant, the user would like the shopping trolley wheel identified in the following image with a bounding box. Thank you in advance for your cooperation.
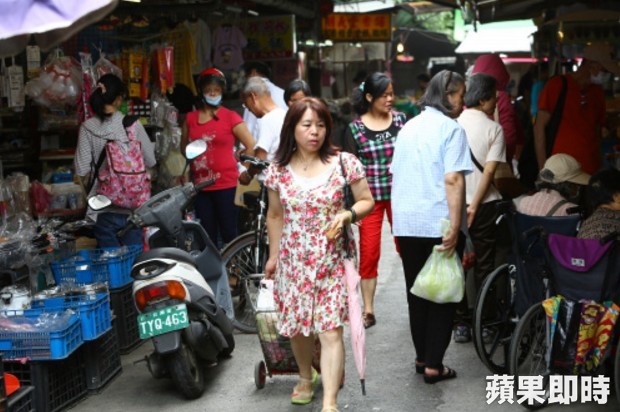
[255,360,267,389]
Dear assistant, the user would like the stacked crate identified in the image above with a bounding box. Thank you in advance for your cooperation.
[51,245,142,353]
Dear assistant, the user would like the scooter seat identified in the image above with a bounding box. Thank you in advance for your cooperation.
[134,247,197,268]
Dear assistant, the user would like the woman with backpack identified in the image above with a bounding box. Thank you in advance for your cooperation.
[181,68,256,246]
[75,73,156,248]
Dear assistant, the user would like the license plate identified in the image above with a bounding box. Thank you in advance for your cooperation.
[137,304,189,339]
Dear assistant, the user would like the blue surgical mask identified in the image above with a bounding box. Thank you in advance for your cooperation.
[204,95,222,106]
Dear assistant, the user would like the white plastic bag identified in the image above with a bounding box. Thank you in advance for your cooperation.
[256,278,275,311]
[411,219,464,304]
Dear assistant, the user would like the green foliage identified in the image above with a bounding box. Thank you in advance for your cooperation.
[393,2,456,42]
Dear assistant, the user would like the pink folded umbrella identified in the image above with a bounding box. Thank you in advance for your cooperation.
[344,256,366,395]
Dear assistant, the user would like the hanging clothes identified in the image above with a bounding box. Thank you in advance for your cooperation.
[212,24,247,70]
[184,18,211,75]
[163,25,197,94]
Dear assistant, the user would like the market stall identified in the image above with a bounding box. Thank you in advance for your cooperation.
[0,2,313,410]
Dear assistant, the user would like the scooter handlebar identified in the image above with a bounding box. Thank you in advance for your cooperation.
[117,220,136,238]
[195,179,216,192]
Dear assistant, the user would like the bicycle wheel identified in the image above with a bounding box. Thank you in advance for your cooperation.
[473,263,516,374]
[508,303,550,410]
[221,232,267,333]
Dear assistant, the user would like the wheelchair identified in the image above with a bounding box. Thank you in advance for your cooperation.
[472,202,581,374]
[506,230,620,409]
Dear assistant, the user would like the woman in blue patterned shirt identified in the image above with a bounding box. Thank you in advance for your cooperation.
[340,72,407,329]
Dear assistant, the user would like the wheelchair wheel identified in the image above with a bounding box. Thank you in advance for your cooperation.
[473,263,515,374]
[509,303,550,410]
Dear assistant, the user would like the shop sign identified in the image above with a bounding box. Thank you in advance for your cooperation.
[321,13,392,42]
[241,15,296,60]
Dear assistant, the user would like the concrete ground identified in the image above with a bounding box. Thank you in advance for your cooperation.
[73,220,620,412]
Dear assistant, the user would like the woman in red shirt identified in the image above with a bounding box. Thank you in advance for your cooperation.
[181,68,255,245]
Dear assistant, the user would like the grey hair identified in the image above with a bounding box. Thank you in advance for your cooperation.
[242,77,270,97]
[463,73,497,108]
[418,70,465,116]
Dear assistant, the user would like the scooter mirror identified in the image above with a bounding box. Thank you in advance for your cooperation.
[88,194,112,211]
[186,140,207,160]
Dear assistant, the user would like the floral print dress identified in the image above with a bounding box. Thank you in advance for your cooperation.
[264,152,365,338]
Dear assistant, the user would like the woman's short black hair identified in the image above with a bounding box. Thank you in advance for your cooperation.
[418,70,465,116]
[89,73,126,120]
[587,169,620,209]
[463,73,497,108]
[275,97,337,167]
[350,72,392,116]
[284,79,312,104]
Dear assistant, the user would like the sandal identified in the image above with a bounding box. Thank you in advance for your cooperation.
[291,368,319,405]
[363,312,376,329]
[423,366,457,384]
[321,408,340,412]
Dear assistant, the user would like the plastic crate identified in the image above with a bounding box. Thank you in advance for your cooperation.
[3,350,87,412]
[32,293,112,341]
[83,318,122,392]
[110,284,142,354]
[0,310,82,360]
[51,245,142,289]
[7,386,34,412]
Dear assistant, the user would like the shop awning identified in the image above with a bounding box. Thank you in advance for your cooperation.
[456,20,537,55]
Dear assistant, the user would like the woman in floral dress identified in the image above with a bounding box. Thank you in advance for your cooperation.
[264,97,374,412]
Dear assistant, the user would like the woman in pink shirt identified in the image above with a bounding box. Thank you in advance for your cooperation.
[181,68,255,245]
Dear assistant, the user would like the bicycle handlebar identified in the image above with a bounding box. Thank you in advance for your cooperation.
[240,154,270,170]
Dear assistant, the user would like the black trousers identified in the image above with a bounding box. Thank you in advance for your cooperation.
[397,234,464,370]
[469,200,500,291]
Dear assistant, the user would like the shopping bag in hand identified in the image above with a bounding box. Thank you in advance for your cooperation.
[256,279,275,311]
[461,235,476,271]
[411,219,464,304]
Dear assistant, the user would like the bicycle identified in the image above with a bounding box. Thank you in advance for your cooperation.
[223,154,271,333]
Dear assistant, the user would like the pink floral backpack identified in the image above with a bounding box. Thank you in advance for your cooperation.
[96,117,150,209]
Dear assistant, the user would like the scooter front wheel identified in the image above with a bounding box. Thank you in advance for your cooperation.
[165,340,206,399]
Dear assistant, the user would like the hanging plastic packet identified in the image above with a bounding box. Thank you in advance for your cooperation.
[7,57,25,109]
[93,53,122,81]
[26,45,41,80]
[79,51,95,123]
[127,51,144,98]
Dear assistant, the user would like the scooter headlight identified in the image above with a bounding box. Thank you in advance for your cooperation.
[135,280,186,311]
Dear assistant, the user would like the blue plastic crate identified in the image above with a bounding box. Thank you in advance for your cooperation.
[51,245,142,289]
[0,310,82,360]
[32,293,112,341]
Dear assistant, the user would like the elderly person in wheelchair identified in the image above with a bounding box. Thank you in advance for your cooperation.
[578,168,620,240]
[515,153,589,217]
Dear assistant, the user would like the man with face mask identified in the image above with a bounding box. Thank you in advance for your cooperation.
[534,43,620,175]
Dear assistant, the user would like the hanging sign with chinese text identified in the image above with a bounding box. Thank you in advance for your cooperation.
[321,13,392,42]
[241,15,296,60]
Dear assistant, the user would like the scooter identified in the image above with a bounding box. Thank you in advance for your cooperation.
[89,140,235,399]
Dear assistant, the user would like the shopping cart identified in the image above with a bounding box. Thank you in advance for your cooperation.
[254,309,321,389]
